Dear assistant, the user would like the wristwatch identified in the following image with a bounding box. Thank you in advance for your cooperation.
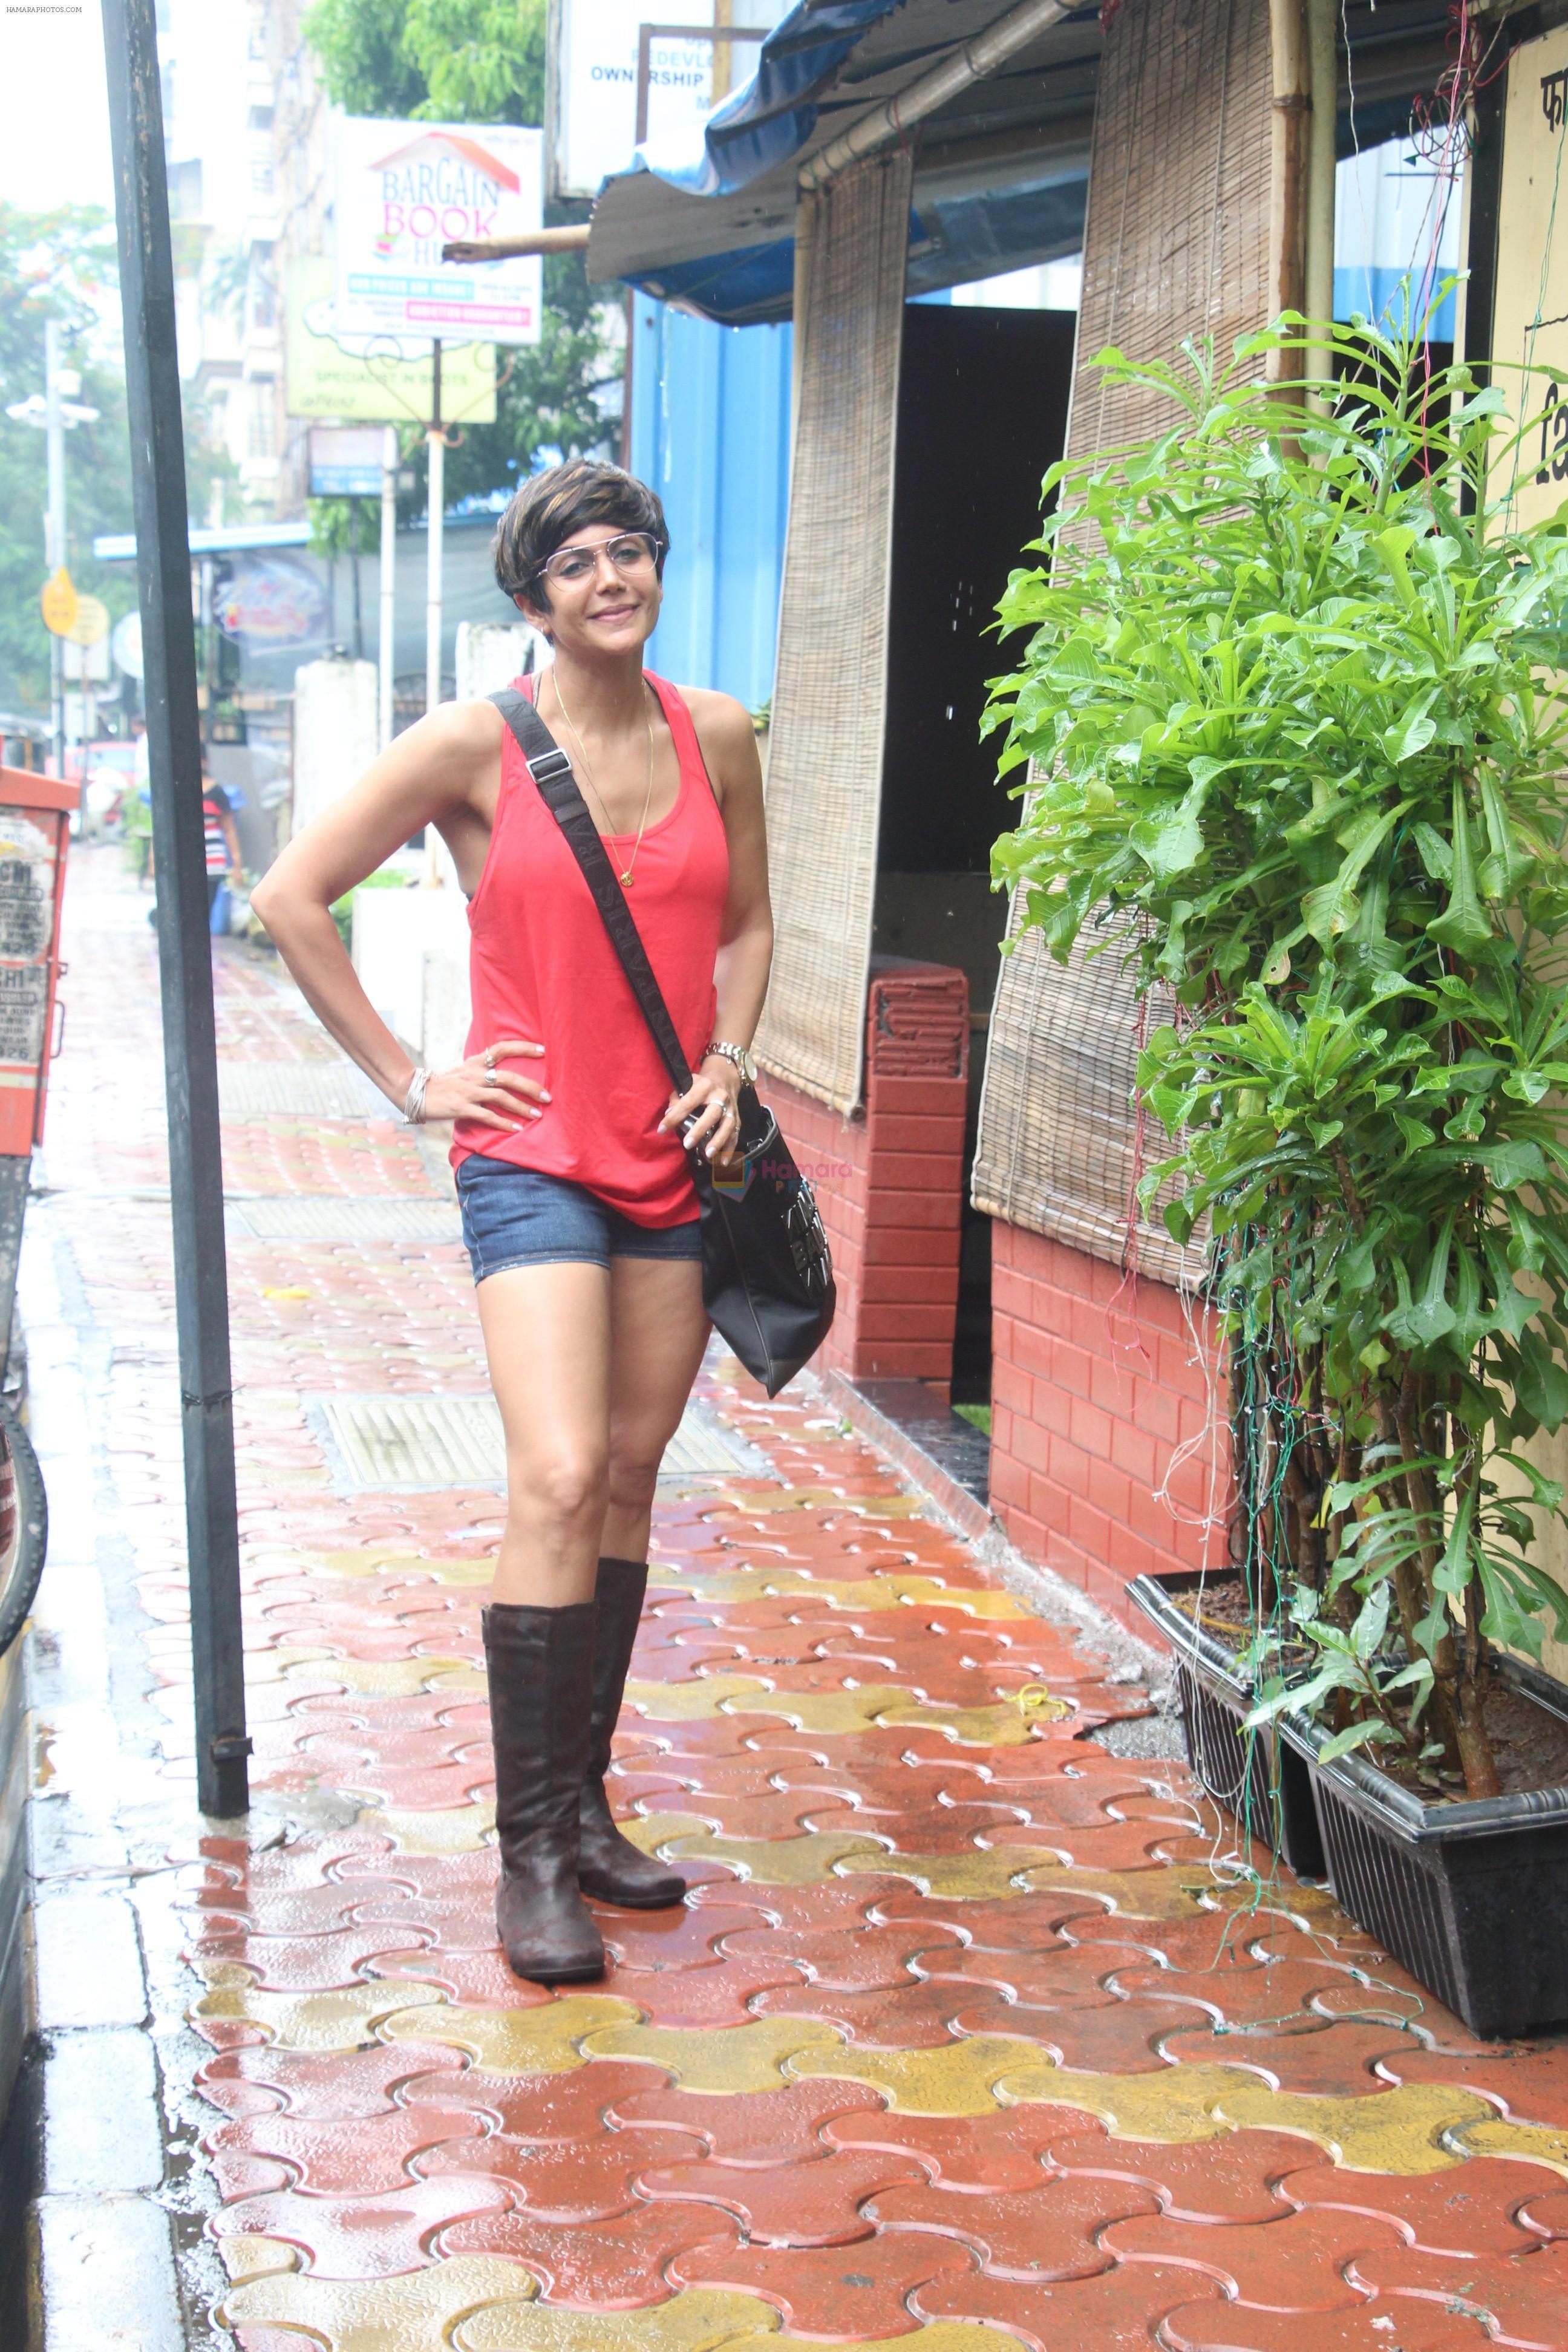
[702,1039,756,1085]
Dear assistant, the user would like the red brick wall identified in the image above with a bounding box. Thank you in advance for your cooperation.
[762,959,968,1388]
[990,1223,1228,1630]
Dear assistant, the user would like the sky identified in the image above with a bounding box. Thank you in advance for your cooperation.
[0,5,117,214]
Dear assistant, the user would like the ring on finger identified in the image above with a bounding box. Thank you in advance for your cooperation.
[483,1048,497,1074]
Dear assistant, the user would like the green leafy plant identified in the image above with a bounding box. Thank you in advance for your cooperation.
[984,314,1568,1798]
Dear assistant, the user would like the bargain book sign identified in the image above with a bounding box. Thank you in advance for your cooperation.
[333,117,543,347]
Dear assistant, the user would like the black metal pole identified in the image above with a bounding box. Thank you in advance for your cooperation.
[101,0,250,1817]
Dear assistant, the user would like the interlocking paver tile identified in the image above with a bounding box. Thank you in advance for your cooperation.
[1160,2019,1422,2097]
[207,2103,488,2196]
[871,2169,1159,2276]
[1520,2185,1568,2239]
[824,2103,1060,2192]
[186,1923,433,1991]
[671,2227,982,2336]
[420,2126,701,2219]
[719,1918,966,1992]
[1386,2047,1568,2128]
[1102,2206,1410,2310]
[1110,1956,1364,2028]
[439,2198,745,2304]
[1044,2123,1321,2223]
[1160,2294,1494,2350]
[42,862,1568,2352]
[916,2259,1228,2349]
[1347,2242,1568,2348]
[639,2146,930,2245]
[195,2039,468,2120]
[214,2174,513,2275]
[1280,2155,1557,2254]
[607,2078,884,2166]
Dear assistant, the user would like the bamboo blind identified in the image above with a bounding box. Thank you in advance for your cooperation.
[753,149,913,1114]
[972,0,1273,1280]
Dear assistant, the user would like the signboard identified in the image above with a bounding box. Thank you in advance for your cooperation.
[62,636,111,684]
[1493,23,1568,529]
[309,425,385,497]
[547,0,718,201]
[40,570,77,638]
[66,593,109,648]
[214,557,328,648]
[286,258,496,422]
[0,776,76,1158]
[111,612,143,681]
[333,117,543,346]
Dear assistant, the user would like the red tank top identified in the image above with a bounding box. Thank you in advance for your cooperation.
[451,670,729,1226]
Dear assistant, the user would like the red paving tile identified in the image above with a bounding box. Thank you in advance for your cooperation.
[917,2261,1230,2349]
[609,2079,887,2166]
[1347,2242,1568,2349]
[641,2147,930,2245]
[1101,2207,1410,2310]
[871,2169,1160,2277]
[41,853,1568,2352]
[1281,2156,1557,2255]
[672,2229,983,2334]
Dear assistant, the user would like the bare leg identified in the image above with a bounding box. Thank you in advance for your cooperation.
[573,1252,709,1910]
[475,1259,613,1607]
[603,1256,711,1553]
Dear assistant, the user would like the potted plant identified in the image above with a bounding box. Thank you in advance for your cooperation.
[984,313,1568,2033]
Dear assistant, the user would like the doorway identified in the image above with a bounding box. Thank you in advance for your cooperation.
[874,301,1077,1413]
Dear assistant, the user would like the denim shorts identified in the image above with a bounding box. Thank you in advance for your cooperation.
[455,1155,702,1284]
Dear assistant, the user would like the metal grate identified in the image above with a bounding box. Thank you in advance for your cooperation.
[226,1198,462,1243]
[218,1063,392,1119]
[310,1394,772,1492]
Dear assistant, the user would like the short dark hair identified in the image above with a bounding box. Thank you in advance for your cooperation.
[492,459,668,607]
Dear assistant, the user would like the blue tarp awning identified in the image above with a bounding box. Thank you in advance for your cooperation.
[632,1,908,200]
[589,0,1099,325]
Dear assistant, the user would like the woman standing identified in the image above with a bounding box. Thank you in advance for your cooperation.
[252,460,773,1984]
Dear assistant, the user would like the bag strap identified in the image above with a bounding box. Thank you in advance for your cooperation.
[489,685,694,1095]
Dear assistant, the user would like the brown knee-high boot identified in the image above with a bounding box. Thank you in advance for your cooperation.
[578,1557,687,1908]
[482,1598,606,1982]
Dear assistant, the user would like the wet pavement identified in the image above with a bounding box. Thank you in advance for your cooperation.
[14,846,1568,2350]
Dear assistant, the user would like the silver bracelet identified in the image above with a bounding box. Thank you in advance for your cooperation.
[403,1067,431,1125]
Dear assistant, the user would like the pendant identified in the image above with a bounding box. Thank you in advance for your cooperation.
[619,871,634,886]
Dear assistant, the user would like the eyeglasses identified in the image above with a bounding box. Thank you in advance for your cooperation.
[534,531,664,587]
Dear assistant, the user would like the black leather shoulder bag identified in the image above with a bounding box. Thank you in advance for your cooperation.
[490,687,835,1399]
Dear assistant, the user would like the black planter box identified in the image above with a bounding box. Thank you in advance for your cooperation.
[1279,1655,1568,2039]
[1128,1567,1325,1880]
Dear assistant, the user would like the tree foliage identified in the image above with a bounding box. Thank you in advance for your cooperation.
[0,206,135,718]
[0,204,237,721]
[984,318,1568,1798]
[302,0,616,514]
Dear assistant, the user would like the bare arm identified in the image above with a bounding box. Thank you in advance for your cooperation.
[658,693,773,1157]
[249,702,545,1131]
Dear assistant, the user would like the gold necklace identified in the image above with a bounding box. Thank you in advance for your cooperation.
[548,670,656,887]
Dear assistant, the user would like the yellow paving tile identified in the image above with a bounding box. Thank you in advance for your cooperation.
[458,2287,779,2352]
[192,1968,445,2052]
[279,1655,485,1697]
[581,2014,847,2094]
[623,1676,1044,1745]
[224,2253,538,2352]
[382,1994,638,2074]
[645,1564,1029,1617]
[459,2289,1012,2352]
[365,1799,495,1854]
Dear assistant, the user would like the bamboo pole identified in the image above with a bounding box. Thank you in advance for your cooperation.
[1304,0,1337,334]
[442,223,592,263]
[1268,0,1311,386]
